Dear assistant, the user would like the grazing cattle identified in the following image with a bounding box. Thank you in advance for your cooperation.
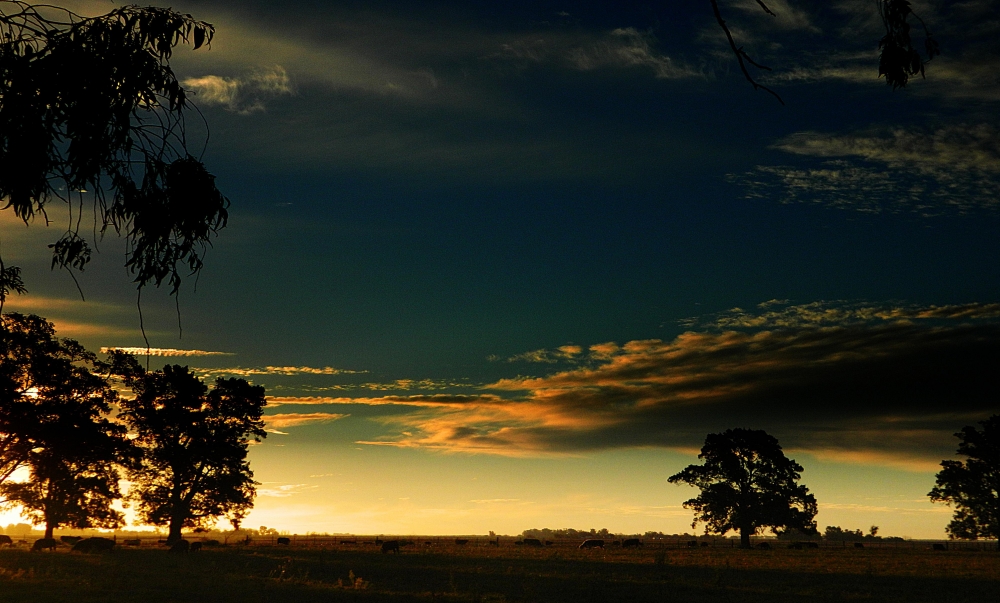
[0,535,12,547]
[123,539,142,547]
[168,539,190,553]
[756,542,771,550]
[72,537,116,554]
[190,542,203,552]
[454,539,469,546]
[276,537,291,546]
[31,538,58,552]
[545,541,554,546]
[686,540,699,548]
[932,543,947,551]
[522,538,543,547]
[579,539,604,549]
[60,536,82,545]
[622,539,642,549]
[203,539,221,547]
[381,540,400,554]
[854,542,865,549]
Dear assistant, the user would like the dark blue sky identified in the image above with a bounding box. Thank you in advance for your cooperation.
[4,0,999,536]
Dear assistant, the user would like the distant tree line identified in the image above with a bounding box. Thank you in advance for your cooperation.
[0,313,266,542]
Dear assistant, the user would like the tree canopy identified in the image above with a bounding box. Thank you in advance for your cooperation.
[668,428,817,548]
[0,312,126,539]
[119,364,267,542]
[928,415,1000,550]
[0,1,227,306]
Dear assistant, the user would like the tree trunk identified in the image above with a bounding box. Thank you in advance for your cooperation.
[167,518,183,544]
[740,526,751,549]
[44,522,54,540]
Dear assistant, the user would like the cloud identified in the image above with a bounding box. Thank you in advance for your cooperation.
[731,125,1000,215]
[493,28,701,80]
[501,345,584,364]
[257,483,317,498]
[335,302,1000,467]
[263,412,348,433]
[194,366,367,378]
[101,347,235,357]
[182,67,293,114]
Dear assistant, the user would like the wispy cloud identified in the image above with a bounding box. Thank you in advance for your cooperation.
[195,366,367,378]
[182,66,293,114]
[257,483,317,498]
[101,347,235,357]
[263,412,349,434]
[493,28,701,80]
[731,125,1000,215]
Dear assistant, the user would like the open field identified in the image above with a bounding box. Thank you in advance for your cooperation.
[1,539,998,603]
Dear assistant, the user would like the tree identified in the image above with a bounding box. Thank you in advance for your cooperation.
[0,313,127,539]
[0,1,227,306]
[668,428,817,548]
[711,0,938,103]
[928,415,1000,550]
[120,364,267,543]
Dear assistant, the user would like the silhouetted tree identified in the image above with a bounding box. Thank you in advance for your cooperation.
[0,313,127,539]
[929,415,1000,550]
[669,428,817,548]
[0,2,227,306]
[120,365,266,543]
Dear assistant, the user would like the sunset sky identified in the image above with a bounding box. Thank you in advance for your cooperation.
[3,0,1000,539]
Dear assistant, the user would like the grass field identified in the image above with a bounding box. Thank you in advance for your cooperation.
[1,540,997,602]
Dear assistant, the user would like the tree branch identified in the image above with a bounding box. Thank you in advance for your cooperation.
[709,0,784,105]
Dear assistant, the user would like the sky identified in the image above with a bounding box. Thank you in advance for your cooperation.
[2,0,1000,538]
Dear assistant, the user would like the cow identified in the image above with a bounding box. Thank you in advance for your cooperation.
[932,543,947,551]
[622,539,642,549]
[522,538,543,547]
[60,536,82,545]
[123,539,142,547]
[579,539,604,549]
[756,542,771,550]
[190,541,203,552]
[276,537,291,546]
[686,540,699,548]
[168,539,190,553]
[854,542,865,549]
[454,539,469,546]
[381,540,400,554]
[0,535,12,547]
[203,539,221,547]
[31,538,58,552]
[72,537,116,554]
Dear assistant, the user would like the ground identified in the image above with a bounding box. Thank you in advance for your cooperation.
[0,539,997,602]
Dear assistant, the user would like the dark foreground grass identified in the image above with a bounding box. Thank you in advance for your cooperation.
[1,544,997,603]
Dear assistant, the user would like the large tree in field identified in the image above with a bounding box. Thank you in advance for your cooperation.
[0,313,128,539]
[120,365,267,543]
[0,1,227,306]
[669,428,817,548]
[929,415,1000,551]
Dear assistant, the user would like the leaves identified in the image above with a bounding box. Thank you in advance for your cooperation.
[928,416,1000,542]
[878,0,939,89]
[0,2,222,295]
[120,366,267,536]
[669,428,817,541]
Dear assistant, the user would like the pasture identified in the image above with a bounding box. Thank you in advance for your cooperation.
[0,537,997,602]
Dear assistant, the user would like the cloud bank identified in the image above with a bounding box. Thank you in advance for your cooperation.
[295,302,1000,468]
[732,125,1000,215]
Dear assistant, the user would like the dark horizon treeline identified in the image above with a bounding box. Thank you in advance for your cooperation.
[0,313,267,543]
